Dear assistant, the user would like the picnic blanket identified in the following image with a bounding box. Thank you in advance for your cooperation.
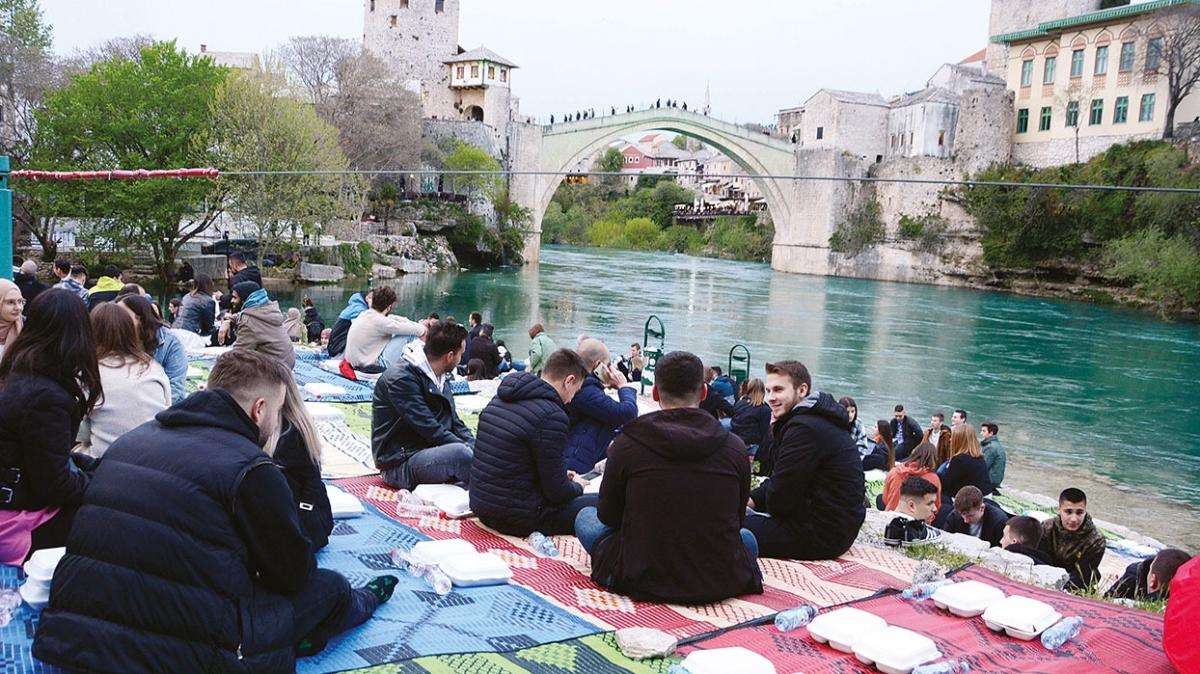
[294,361,376,403]
[335,476,917,640]
[680,564,1173,674]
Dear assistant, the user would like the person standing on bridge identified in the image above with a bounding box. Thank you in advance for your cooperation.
[683,102,688,111]
[656,99,661,108]
[550,115,554,125]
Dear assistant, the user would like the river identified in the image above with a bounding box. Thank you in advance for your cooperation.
[261,245,1200,550]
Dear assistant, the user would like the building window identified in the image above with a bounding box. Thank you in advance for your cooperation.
[400,0,409,6]
[1119,41,1135,72]
[1090,98,1104,125]
[456,65,464,79]
[1044,55,1057,84]
[1017,108,1029,133]
[1071,49,1085,78]
[1066,100,1080,127]
[1040,106,1052,131]
[1147,37,1163,70]
[470,64,480,78]
[388,14,397,27]
[435,0,445,12]
[1021,59,1034,87]
[500,68,507,82]
[1114,96,1129,123]
[816,126,824,140]
[890,134,897,148]
[938,130,945,146]
[487,65,495,79]
[1094,45,1108,75]
[369,0,375,11]
[909,131,914,146]
[1140,93,1156,121]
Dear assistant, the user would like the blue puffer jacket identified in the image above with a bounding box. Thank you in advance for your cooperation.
[469,373,581,536]
[563,375,638,473]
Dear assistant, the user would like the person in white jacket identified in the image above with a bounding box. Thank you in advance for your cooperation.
[77,303,171,458]
[344,286,426,371]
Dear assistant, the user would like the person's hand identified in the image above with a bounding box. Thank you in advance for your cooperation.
[594,459,607,474]
[567,470,577,481]
[747,497,756,510]
[213,290,223,301]
[607,364,628,389]
[572,474,590,487]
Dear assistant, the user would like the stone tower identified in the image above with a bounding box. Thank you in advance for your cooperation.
[363,0,460,120]
[985,0,1101,78]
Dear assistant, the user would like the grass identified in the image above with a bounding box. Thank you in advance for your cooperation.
[900,543,974,570]
[1066,584,1168,615]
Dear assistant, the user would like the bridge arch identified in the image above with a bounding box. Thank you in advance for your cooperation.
[529,108,798,251]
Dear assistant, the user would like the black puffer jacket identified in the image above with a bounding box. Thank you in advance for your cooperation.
[34,390,315,674]
[372,358,474,469]
[730,398,771,448]
[469,373,581,536]
[274,421,333,551]
[749,391,866,559]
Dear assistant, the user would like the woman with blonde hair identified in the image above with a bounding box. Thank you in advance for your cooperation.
[937,423,993,506]
[77,303,171,458]
[731,378,771,458]
[272,371,333,550]
[880,441,942,516]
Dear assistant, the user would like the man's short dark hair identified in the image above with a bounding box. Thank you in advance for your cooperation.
[427,312,440,320]
[228,252,246,265]
[542,348,589,382]
[933,412,944,421]
[371,286,397,311]
[53,258,71,274]
[764,360,811,390]
[1059,487,1087,505]
[480,323,494,338]
[900,477,938,499]
[982,422,999,435]
[208,349,291,408]
[953,485,984,513]
[894,404,905,413]
[711,365,722,375]
[470,311,482,325]
[70,265,87,277]
[1005,516,1042,547]
[103,264,121,278]
[656,351,705,403]
[955,409,968,420]
[1151,549,1192,587]
[424,320,468,359]
[631,342,640,349]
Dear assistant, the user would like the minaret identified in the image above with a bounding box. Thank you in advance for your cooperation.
[703,81,711,116]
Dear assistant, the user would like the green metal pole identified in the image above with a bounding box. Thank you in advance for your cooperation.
[0,156,11,281]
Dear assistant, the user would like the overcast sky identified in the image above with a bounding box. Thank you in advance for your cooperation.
[43,0,992,122]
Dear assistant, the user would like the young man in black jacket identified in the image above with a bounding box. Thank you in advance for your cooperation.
[34,350,397,674]
[942,485,1010,547]
[372,320,475,490]
[745,360,865,560]
[1000,515,1054,565]
[471,349,594,536]
[890,405,923,463]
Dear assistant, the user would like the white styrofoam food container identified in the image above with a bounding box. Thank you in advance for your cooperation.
[440,552,514,587]
[853,626,942,674]
[408,539,476,567]
[22,547,66,584]
[678,647,777,674]
[982,595,1062,640]
[807,607,889,652]
[19,579,50,609]
[932,580,1006,617]
[325,485,364,519]
[412,484,472,518]
[304,402,344,421]
[303,382,346,397]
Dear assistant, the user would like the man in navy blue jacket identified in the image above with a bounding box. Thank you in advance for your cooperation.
[563,338,639,474]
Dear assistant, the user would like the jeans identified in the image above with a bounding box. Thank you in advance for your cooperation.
[744,512,847,561]
[381,442,473,491]
[376,335,418,371]
[536,494,599,536]
[574,506,759,560]
[290,569,377,656]
[719,418,732,431]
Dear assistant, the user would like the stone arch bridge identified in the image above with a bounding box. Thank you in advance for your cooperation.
[507,108,849,275]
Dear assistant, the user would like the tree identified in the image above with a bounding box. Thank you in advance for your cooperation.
[30,41,227,285]
[595,146,625,198]
[276,35,357,108]
[211,65,357,255]
[1157,5,1200,139]
[671,134,688,150]
[443,140,501,194]
[323,52,424,171]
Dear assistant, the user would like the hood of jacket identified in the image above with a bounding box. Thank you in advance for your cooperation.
[619,407,730,462]
[497,371,564,406]
[339,293,369,321]
[88,275,123,295]
[239,302,285,328]
[154,388,261,445]
[776,391,849,430]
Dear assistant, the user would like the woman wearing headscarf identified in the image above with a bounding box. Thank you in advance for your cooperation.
[282,307,305,344]
[0,280,23,360]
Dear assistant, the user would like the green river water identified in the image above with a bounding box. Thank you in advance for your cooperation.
[261,245,1200,549]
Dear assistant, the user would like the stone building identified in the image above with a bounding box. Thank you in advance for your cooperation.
[197,44,260,71]
[992,0,1200,167]
[446,47,518,130]
[793,89,890,163]
[363,0,461,121]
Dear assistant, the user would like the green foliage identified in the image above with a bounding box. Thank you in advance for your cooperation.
[708,216,773,261]
[1106,229,1200,310]
[671,134,689,150]
[897,212,950,254]
[901,543,973,570]
[338,241,373,276]
[597,147,625,174]
[658,225,704,253]
[443,140,501,194]
[829,199,885,255]
[29,41,227,284]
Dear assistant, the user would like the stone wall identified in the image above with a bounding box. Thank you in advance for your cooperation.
[985,0,1101,78]
[506,122,545,264]
[363,0,460,120]
[954,87,1015,174]
[771,148,870,276]
[422,119,504,159]
[1012,130,1161,167]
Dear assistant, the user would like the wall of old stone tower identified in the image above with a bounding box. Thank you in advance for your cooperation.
[363,0,460,120]
[985,0,1100,78]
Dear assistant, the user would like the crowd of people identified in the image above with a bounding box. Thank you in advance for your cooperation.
[546,98,704,126]
[0,256,1194,671]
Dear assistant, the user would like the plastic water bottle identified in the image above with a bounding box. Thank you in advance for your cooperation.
[423,566,453,596]
[0,590,21,627]
[1041,617,1084,650]
[527,531,559,557]
[912,661,971,674]
[774,604,819,632]
[902,580,953,601]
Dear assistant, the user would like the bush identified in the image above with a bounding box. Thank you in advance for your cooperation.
[1105,229,1200,310]
[829,199,885,255]
[659,225,704,254]
[897,213,949,254]
[587,218,627,248]
[622,217,662,249]
[337,241,373,276]
[709,216,773,261]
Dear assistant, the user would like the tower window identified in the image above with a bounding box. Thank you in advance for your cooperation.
[816,126,824,140]
[435,0,445,13]
[389,14,397,27]
[488,65,496,79]
[369,0,375,11]
[456,65,465,79]
[470,64,480,78]
[938,130,945,146]
[500,68,507,82]
[400,0,409,6]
